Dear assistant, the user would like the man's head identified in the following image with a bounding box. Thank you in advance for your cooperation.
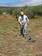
[20,11,24,16]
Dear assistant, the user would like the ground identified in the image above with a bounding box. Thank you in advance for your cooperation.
[0,15,42,56]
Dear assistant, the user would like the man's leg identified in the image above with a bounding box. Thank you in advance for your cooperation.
[20,25,24,36]
[23,24,27,37]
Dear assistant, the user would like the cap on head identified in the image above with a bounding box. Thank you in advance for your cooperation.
[20,11,24,15]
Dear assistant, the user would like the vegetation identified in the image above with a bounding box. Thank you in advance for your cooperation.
[0,4,42,56]
[0,15,42,56]
[0,4,42,18]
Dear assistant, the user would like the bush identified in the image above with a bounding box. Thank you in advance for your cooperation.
[0,10,3,14]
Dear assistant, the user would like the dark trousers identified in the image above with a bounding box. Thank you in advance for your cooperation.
[20,25,24,36]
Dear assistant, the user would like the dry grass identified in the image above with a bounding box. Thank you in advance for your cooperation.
[0,15,42,56]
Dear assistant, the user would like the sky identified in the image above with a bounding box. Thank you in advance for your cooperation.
[0,0,42,7]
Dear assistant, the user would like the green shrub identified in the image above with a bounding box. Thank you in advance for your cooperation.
[0,10,3,14]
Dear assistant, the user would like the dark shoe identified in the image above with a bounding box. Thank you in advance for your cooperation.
[29,37,31,40]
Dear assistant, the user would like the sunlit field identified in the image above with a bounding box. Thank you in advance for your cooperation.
[0,15,42,56]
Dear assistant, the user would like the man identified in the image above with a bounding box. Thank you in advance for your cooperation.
[18,11,29,37]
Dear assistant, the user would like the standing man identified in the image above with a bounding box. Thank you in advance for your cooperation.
[18,11,29,37]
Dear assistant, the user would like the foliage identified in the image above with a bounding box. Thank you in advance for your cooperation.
[0,4,42,18]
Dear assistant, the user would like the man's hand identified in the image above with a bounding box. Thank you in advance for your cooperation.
[19,22,22,25]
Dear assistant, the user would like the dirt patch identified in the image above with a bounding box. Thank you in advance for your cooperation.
[0,16,42,56]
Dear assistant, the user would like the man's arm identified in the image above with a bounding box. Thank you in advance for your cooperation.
[18,17,22,25]
[27,16,29,24]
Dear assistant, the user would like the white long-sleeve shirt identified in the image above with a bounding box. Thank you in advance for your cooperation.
[18,15,29,25]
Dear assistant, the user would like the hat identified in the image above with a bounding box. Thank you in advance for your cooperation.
[20,11,24,15]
